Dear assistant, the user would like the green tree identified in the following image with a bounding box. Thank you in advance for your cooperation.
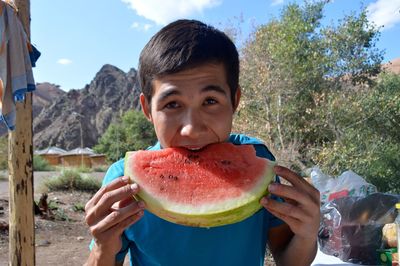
[94,110,157,162]
[314,73,400,192]
[234,1,383,171]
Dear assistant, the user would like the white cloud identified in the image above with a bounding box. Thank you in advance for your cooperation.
[131,21,153,31]
[57,58,72,65]
[121,0,222,25]
[367,0,400,30]
[271,0,284,6]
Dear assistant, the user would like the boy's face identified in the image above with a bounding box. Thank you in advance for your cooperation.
[140,63,241,149]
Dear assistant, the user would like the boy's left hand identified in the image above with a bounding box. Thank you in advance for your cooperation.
[261,165,320,240]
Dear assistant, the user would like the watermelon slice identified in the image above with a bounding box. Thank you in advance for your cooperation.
[124,142,275,227]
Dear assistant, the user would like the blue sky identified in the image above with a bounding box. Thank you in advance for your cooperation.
[31,0,400,91]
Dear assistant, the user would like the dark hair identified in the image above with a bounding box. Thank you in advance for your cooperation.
[138,19,239,106]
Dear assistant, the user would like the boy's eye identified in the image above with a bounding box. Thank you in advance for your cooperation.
[165,101,180,109]
[204,98,217,105]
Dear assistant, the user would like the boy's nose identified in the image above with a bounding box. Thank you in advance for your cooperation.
[180,111,207,138]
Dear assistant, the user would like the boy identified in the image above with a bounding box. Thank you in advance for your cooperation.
[85,19,320,266]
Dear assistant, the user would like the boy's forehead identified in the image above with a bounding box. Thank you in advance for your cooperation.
[150,64,228,94]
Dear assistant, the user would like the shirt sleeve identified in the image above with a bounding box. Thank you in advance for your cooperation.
[88,159,130,262]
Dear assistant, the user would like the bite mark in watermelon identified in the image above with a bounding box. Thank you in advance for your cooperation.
[124,142,276,227]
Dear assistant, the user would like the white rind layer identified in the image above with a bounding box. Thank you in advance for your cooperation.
[125,150,276,227]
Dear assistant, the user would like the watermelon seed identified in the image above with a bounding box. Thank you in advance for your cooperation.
[160,174,165,179]
[168,175,178,181]
[221,160,231,165]
[188,154,199,160]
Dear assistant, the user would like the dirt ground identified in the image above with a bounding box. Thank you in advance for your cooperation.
[0,171,129,266]
[0,171,275,266]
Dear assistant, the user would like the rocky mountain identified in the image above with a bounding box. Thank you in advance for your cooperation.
[383,57,400,74]
[33,64,141,150]
[33,83,66,116]
[0,82,66,137]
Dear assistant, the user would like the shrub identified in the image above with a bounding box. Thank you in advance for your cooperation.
[0,137,7,170]
[33,155,54,171]
[0,172,7,181]
[43,169,101,192]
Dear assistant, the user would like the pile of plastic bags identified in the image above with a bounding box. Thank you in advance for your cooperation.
[311,167,399,265]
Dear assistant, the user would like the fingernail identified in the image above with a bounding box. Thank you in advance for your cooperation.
[131,183,138,191]
[138,201,146,208]
[122,176,129,182]
[137,210,144,216]
[261,198,268,205]
[268,184,277,192]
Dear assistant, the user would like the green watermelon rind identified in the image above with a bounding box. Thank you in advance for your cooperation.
[124,151,276,228]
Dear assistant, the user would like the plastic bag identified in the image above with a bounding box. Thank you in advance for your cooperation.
[311,167,377,205]
[318,193,400,265]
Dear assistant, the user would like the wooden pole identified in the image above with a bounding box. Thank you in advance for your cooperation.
[7,0,35,265]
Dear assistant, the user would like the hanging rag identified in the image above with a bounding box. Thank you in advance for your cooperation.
[0,1,40,130]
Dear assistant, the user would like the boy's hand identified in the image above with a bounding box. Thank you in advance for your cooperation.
[261,165,320,241]
[85,176,145,257]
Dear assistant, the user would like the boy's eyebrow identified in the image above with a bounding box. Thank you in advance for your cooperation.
[157,85,228,102]
[201,85,227,96]
[157,89,181,102]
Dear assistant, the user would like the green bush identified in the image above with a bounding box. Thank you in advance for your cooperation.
[43,169,101,192]
[0,137,7,170]
[94,110,157,162]
[73,165,92,173]
[92,165,109,172]
[0,172,7,181]
[33,155,54,171]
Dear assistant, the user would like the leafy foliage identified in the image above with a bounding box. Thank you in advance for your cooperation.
[0,136,7,170]
[314,73,400,192]
[33,155,54,171]
[43,169,101,192]
[94,110,157,162]
[232,1,398,192]
[235,2,383,164]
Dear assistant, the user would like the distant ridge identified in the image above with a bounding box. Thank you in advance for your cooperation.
[383,57,400,75]
[32,64,141,150]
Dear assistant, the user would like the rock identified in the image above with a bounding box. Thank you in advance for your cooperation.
[32,64,141,150]
[77,236,85,241]
[0,220,8,231]
[36,240,51,247]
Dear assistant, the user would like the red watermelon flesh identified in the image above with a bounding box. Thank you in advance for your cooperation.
[124,142,275,227]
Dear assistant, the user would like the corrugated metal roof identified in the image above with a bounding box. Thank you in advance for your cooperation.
[34,147,67,155]
[62,147,95,156]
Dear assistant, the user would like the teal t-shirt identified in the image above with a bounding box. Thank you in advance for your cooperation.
[95,134,283,266]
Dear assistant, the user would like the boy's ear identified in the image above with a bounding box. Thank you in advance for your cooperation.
[140,93,153,122]
[233,86,241,112]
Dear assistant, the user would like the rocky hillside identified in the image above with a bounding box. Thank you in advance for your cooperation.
[33,64,141,150]
[33,83,66,117]
[384,57,400,74]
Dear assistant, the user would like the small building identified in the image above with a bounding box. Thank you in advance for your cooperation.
[59,147,95,168]
[34,147,67,166]
[90,154,107,168]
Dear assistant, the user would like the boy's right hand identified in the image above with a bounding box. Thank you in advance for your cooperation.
[85,176,145,257]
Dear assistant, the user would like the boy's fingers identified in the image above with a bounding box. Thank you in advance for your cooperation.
[114,210,144,235]
[85,183,140,225]
[268,183,312,207]
[261,197,307,222]
[274,165,320,205]
[96,210,144,242]
[118,195,137,208]
[90,201,145,237]
[85,176,130,211]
